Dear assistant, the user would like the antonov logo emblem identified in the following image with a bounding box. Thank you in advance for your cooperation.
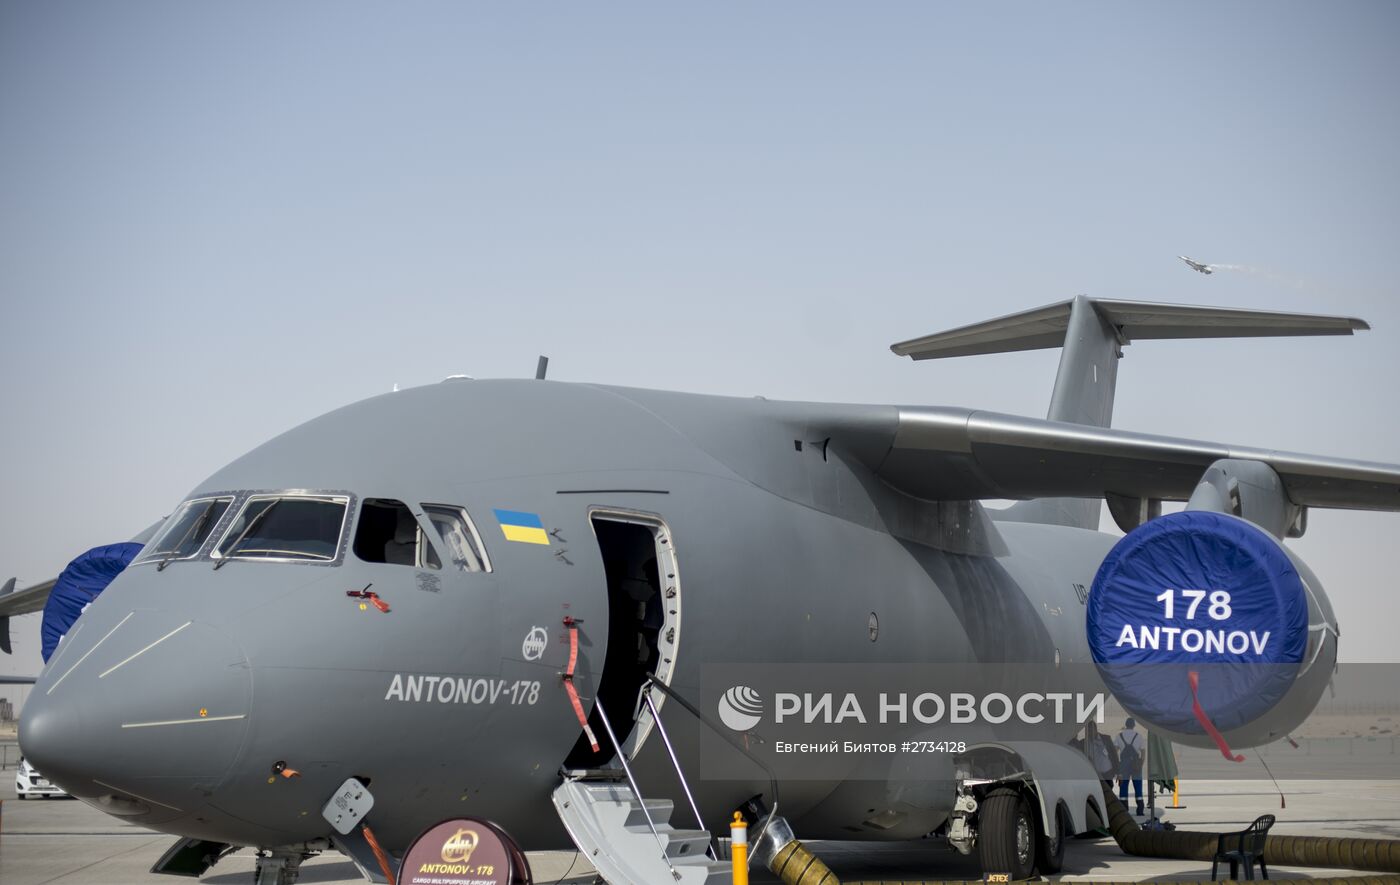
[522,626,548,661]
[441,827,479,864]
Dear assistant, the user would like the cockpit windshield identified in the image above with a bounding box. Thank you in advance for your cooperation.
[136,496,234,566]
[213,495,349,563]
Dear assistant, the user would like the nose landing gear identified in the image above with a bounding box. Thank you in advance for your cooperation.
[254,844,321,885]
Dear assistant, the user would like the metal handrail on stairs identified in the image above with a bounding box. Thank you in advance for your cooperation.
[642,675,783,869]
[643,687,711,849]
[590,698,683,881]
[578,675,784,879]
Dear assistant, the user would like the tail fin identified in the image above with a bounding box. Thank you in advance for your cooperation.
[891,296,1368,528]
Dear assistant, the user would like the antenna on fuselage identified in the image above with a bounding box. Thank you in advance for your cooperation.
[535,355,549,380]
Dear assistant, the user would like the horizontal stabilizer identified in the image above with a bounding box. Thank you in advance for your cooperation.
[891,297,1370,528]
[891,298,1368,361]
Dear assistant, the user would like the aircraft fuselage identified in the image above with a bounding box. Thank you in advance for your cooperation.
[21,379,1119,851]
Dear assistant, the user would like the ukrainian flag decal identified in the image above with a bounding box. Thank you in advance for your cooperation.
[493,509,550,545]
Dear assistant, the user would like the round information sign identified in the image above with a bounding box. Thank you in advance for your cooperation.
[398,818,530,885]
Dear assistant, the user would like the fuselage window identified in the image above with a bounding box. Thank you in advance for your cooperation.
[353,499,441,570]
[213,495,349,563]
[422,504,491,572]
[136,496,234,565]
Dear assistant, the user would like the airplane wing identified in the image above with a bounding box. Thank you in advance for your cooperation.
[0,577,58,654]
[0,577,58,620]
[821,406,1400,510]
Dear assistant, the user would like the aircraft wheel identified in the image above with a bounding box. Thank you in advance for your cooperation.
[1037,802,1071,874]
[978,787,1036,880]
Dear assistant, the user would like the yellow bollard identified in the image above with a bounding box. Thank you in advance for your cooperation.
[731,811,749,885]
[1172,778,1180,808]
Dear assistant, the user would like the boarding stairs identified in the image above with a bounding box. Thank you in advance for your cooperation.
[552,681,734,885]
[554,774,730,884]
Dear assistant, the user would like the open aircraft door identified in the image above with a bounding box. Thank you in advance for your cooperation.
[562,509,683,767]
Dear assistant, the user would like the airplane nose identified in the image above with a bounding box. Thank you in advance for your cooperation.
[20,608,251,819]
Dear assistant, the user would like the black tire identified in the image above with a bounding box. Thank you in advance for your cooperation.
[1037,802,1071,874]
[978,787,1036,880]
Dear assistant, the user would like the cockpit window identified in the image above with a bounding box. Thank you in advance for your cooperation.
[353,499,441,570]
[422,504,491,572]
[213,495,349,563]
[137,496,234,566]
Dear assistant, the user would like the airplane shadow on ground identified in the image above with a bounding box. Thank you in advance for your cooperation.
[204,861,362,884]
[194,838,1395,884]
[752,839,985,882]
[202,859,599,884]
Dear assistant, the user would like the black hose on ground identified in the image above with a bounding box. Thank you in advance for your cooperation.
[834,880,1400,884]
[750,786,1400,885]
[1100,784,1400,873]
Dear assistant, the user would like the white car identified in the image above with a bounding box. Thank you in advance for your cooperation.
[15,756,68,799]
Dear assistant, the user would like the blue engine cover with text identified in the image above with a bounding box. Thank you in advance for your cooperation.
[1087,511,1308,734]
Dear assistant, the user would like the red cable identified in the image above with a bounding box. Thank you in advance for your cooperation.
[1188,670,1246,763]
[562,617,600,753]
[361,823,397,885]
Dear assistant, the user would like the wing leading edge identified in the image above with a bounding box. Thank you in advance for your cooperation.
[0,577,57,655]
[826,406,1400,511]
[0,577,58,620]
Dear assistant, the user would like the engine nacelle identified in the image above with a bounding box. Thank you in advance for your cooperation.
[1087,509,1337,750]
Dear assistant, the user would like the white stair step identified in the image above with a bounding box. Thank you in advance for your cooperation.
[661,828,712,860]
[683,860,734,885]
[553,776,722,885]
[579,782,637,802]
[623,797,674,828]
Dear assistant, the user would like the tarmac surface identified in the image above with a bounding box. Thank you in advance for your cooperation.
[4,736,1399,885]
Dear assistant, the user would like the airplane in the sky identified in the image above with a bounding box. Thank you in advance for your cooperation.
[2,296,1396,885]
[1179,255,1214,274]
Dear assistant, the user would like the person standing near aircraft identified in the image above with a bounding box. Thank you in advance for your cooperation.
[1115,717,1146,816]
[1075,721,1118,790]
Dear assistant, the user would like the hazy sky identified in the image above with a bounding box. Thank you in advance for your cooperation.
[2,2,1397,705]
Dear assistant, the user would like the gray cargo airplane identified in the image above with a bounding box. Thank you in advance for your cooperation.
[1179,255,1214,274]
[4,296,1397,884]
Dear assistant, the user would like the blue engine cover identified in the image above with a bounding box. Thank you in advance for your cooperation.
[40,542,143,662]
[1087,511,1308,734]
